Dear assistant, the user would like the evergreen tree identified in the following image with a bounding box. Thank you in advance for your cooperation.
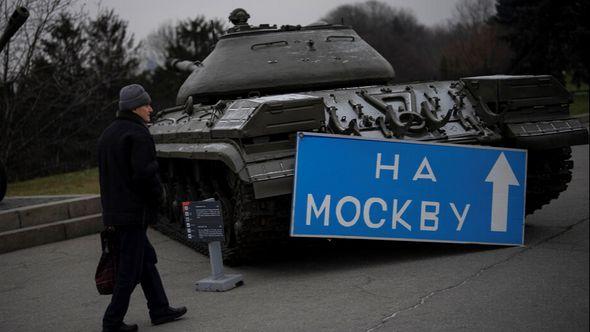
[3,8,139,180]
[6,13,93,176]
[439,0,512,79]
[496,0,589,85]
[86,9,139,97]
[142,16,225,109]
[323,0,441,82]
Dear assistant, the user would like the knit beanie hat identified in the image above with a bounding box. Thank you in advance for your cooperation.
[119,84,151,111]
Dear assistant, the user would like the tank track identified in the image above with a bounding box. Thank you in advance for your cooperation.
[151,217,212,257]
[155,168,291,265]
[154,146,574,263]
[229,177,291,263]
[154,172,244,265]
[525,147,574,215]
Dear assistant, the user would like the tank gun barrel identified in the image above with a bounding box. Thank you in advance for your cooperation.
[166,58,201,73]
[0,7,29,53]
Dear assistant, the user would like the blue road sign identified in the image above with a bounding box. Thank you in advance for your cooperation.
[290,133,527,246]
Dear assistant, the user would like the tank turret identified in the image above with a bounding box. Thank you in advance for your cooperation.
[174,9,394,105]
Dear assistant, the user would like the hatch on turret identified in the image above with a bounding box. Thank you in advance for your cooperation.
[176,24,395,105]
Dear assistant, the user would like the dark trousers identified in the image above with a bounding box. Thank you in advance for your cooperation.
[103,226,169,328]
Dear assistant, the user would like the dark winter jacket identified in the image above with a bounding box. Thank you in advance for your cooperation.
[98,111,163,226]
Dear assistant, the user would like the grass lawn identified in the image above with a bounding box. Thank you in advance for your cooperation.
[570,91,589,116]
[566,75,589,116]
[6,168,99,196]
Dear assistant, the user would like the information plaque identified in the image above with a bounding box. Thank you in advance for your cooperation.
[183,199,243,292]
[183,200,225,243]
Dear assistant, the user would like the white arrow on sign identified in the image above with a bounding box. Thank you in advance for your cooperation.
[485,152,520,232]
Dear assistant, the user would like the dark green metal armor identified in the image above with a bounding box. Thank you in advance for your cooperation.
[151,9,588,263]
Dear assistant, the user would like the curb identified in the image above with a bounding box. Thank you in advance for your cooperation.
[0,214,102,253]
[0,195,104,253]
[0,195,101,232]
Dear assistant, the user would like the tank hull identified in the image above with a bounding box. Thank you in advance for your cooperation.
[150,76,587,263]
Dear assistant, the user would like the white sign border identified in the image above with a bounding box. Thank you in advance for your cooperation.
[289,131,528,247]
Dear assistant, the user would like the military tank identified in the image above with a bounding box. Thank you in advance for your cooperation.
[0,6,30,202]
[150,9,588,263]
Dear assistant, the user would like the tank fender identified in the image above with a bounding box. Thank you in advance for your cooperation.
[155,142,249,181]
[461,75,572,123]
[504,119,588,149]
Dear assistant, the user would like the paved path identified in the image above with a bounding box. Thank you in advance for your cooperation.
[0,145,587,332]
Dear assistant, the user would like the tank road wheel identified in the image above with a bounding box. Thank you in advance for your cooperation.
[203,170,240,265]
[210,176,241,265]
[154,161,209,251]
[160,182,176,224]
[170,181,186,225]
[155,162,244,264]
[154,161,291,265]
[525,147,574,215]
[0,161,6,202]
[226,176,292,264]
[157,178,189,231]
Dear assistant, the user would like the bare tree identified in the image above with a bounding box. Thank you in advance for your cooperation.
[323,0,441,82]
[453,0,495,30]
[439,0,511,79]
[1,2,139,180]
[139,22,175,70]
[0,0,74,83]
[1,0,74,165]
[140,16,225,69]
[139,16,225,109]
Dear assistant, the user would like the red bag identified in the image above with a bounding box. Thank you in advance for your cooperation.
[95,230,117,295]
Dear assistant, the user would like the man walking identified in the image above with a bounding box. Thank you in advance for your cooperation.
[98,84,186,332]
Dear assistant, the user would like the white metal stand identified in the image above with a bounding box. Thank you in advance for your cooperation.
[195,241,243,292]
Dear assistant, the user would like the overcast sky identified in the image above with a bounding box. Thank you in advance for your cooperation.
[86,0,461,41]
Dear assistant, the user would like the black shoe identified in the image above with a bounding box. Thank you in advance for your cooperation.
[151,306,187,325]
[119,322,138,332]
[102,322,138,332]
